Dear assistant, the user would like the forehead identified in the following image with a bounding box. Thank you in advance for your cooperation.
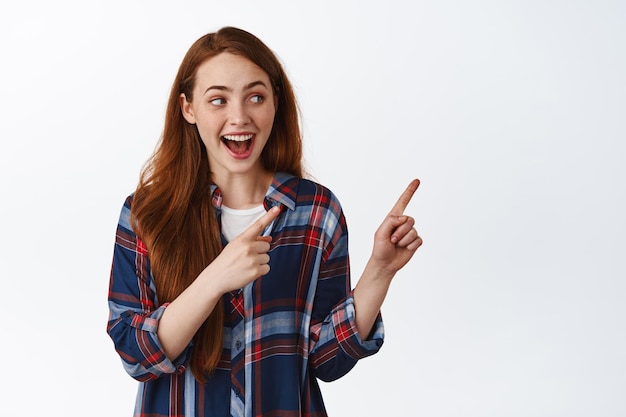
[195,52,271,89]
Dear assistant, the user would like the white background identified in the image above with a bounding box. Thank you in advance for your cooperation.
[1,1,625,416]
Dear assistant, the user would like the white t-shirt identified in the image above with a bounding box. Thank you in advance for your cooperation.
[220,204,267,242]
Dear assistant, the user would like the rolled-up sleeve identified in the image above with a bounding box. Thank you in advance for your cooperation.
[106,197,190,381]
[310,292,384,382]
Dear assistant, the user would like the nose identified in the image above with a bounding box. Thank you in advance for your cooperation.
[228,101,251,126]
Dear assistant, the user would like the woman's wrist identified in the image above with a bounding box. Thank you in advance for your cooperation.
[196,263,228,303]
[363,257,396,283]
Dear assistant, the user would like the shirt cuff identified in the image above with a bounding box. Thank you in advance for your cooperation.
[331,292,384,359]
[122,304,190,375]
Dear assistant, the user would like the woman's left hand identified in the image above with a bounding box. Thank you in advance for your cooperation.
[353,179,423,337]
[370,179,423,275]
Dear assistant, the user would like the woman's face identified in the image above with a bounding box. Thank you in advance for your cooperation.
[181,52,277,181]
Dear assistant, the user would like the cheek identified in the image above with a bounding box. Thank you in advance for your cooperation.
[261,109,277,130]
[197,114,223,136]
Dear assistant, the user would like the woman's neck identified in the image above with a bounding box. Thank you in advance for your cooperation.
[214,170,274,210]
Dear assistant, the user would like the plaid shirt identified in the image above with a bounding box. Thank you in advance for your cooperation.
[107,173,384,417]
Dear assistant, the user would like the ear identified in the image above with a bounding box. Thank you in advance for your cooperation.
[180,93,196,124]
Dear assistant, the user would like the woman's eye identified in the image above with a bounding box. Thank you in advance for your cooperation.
[250,95,264,104]
[210,97,226,105]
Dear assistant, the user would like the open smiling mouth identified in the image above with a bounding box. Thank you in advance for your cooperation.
[222,134,254,155]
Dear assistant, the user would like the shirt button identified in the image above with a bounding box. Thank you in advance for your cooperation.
[235,340,242,350]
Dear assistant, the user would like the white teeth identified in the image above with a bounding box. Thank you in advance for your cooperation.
[223,134,253,142]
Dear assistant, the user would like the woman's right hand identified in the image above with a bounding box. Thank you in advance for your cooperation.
[206,205,281,293]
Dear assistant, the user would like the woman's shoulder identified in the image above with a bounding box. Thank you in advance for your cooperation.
[286,177,344,216]
[273,174,339,204]
[116,193,136,232]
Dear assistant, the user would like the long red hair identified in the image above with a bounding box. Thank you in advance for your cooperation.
[131,27,303,381]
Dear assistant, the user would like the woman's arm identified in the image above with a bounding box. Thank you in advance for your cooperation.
[353,179,422,338]
[107,197,186,381]
[306,184,384,382]
[108,198,281,376]
[156,206,281,360]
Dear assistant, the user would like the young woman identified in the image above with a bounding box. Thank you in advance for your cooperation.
[107,26,422,417]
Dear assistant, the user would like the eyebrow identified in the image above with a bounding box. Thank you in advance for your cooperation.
[204,80,269,95]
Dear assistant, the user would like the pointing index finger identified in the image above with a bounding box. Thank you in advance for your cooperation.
[389,179,420,215]
[246,205,281,237]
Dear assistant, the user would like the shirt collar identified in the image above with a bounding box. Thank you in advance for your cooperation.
[210,172,298,212]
